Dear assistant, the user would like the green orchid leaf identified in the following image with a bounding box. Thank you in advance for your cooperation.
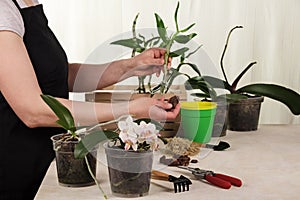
[159,41,168,48]
[150,83,162,96]
[176,62,201,76]
[138,34,145,41]
[185,76,230,91]
[155,13,168,43]
[74,130,119,159]
[184,77,212,95]
[231,62,257,90]
[180,55,185,63]
[169,47,189,57]
[144,36,161,48]
[184,76,202,90]
[184,78,217,99]
[174,33,197,44]
[237,84,300,115]
[134,118,164,130]
[165,70,189,93]
[185,44,203,59]
[174,2,180,31]
[152,37,161,47]
[41,94,75,132]
[201,76,232,91]
[180,23,195,33]
[110,38,144,50]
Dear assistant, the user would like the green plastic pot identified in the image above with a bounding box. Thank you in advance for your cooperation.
[180,102,217,143]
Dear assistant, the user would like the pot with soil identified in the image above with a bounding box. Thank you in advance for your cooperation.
[212,101,229,137]
[51,133,97,187]
[228,96,264,131]
[104,142,153,197]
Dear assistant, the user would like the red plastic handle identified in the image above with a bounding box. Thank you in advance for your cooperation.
[214,173,242,187]
[205,174,231,189]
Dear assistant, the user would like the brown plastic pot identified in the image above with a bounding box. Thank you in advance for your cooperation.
[228,96,264,131]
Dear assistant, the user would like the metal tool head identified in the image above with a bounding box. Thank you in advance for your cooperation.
[168,175,192,193]
[177,166,213,179]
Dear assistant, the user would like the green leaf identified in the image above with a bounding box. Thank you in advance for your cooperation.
[155,13,168,43]
[185,76,230,91]
[169,47,189,57]
[174,2,180,31]
[174,33,197,44]
[185,44,203,59]
[231,62,257,90]
[165,69,188,93]
[144,36,161,48]
[184,78,217,99]
[180,23,195,33]
[176,63,201,76]
[41,94,75,132]
[237,84,300,115]
[110,38,144,50]
[202,76,232,91]
[74,130,119,159]
[150,84,162,95]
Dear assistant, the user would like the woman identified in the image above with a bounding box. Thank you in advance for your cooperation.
[0,0,180,199]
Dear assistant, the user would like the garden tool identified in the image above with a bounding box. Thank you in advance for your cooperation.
[177,166,242,189]
[204,141,230,151]
[151,170,192,193]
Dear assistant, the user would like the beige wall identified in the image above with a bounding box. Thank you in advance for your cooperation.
[40,0,300,124]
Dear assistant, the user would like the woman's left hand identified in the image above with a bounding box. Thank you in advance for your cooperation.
[129,97,180,121]
[130,48,172,77]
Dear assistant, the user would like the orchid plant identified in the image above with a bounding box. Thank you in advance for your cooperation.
[41,94,164,199]
[109,115,161,151]
[185,26,300,115]
[111,13,161,93]
[111,2,200,96]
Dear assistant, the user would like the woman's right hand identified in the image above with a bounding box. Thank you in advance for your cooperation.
[129,97,180,121]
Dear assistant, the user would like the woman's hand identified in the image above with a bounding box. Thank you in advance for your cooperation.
[129,48,172,77]
[129,97,180,121]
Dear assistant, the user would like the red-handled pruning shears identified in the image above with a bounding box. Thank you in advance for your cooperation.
[177,166,242,189]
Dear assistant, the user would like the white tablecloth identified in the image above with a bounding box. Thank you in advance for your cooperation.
[36,125,300,200]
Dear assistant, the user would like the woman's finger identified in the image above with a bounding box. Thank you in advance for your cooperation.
[155,99,172,110]
[166,103,181,119]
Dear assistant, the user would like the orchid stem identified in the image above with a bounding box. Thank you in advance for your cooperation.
[85,156,108,199]
[220,26,243,85]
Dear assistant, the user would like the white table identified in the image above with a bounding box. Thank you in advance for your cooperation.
[36,125,300,200]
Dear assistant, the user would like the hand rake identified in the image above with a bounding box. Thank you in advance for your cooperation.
[151,170,192,193]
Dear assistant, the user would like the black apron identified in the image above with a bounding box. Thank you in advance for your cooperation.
[0,1,69,199]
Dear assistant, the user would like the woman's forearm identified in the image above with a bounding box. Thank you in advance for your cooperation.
[59,98,132,126]
[68,58,135,92]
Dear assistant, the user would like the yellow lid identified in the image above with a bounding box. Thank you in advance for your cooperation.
[180,101,217,110]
